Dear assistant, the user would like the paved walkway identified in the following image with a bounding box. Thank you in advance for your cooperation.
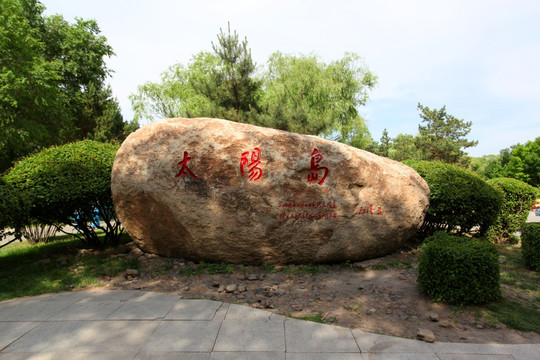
[0,290,538,359]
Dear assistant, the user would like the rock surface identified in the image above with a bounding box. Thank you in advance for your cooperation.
[111,118,429,264]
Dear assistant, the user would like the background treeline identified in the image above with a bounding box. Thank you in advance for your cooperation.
[0,0,137,173]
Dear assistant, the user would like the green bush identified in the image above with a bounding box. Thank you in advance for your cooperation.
[418,232,501,305]
[5,140,122,247]
[521,223,540,271]
[405,161,502,238]
[0,177,29,244]
[486,178,538,243]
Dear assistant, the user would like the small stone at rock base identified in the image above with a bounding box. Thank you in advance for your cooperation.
[217,285,226,293]
[125,269,139,277]
[291,304,303,311]
[237,285,247,293]
[255,287,265,295]
[247,274,259,281]
[225,284,238,293]
[366,309,376,315]
[183,286,190,291]
[429,313,440,322]
[438,321,453,329]
[416,328,435,343]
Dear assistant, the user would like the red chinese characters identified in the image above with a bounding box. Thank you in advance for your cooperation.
[358,205,383,216]
[175,151,198,179]
[240,148,262,181]
[307,148,329,185]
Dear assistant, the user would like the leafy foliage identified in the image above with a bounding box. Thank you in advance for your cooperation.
[521,223,540,271]
[4,140,122,247]
[0,0,133,172]
[486,178,538,243]
[469,137,540,188]
[415,103,478,165]
[130,26,377,148]
[376,104,478,164]
[418,233,501,305]
[0,177,30,244]
[406,161,502,238]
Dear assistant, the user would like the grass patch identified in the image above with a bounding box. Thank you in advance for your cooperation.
[387,260,413,269]
[0,235,138,301]
[486,299,540,333]
[178,262,234,276]
[284,264,328,275]
[291,312,325,323]
[260,262,279,273]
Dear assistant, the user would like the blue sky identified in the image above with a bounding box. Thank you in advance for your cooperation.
[43,0,540,157]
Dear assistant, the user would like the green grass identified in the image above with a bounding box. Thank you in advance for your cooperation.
[178,261,234,276]
[284,264,328,275]
[0,236,138,301]
[291,312,325,323]
[486,299,540,333]
[482,244,540,333]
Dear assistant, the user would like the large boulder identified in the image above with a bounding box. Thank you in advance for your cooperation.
[111,118,429,264]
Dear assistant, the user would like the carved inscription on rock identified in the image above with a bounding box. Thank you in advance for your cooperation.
[111,118,430,264]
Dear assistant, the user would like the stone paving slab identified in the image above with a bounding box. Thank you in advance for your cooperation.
[164,299,224,320]
[107,299,178,320]
[285,318,359,353]
[352,331,435,354]
[0,298,74,321]
[3,320,157,354]
[141,321,221,353]
[214,320,286,352]
[502,344,540,360]
[1,290,539,360]
[0,322,39,350]
[359,354,440,360]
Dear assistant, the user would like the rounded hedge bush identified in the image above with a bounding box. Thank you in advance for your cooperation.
[486,177,538,243]
[405,161,503,238]
[417,232,502,305]
[5,140,122,247]
[0,177,29,242]
[521,223,540,271]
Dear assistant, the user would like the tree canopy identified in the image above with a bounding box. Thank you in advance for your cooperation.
[469,137,540,188]
[130,25,377,148]
[371,104,478,165]
[0,0,133,172]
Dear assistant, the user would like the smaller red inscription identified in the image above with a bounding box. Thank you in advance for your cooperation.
[175,151,198,179]
[240,148,262,181]
[307,148,329,185]
[358,204,384,216]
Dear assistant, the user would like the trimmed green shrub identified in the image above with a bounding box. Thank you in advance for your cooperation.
[521,223,540,271]
[417,232,502,305]
[405,161,503,239]
[486,178,538,243]
[5,140,122,247]
[0,177,30,245]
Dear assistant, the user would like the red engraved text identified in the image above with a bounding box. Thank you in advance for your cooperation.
[307,148,329,185]
[175,151,198,179]
[358,204,384,216]
[240,148,262,181]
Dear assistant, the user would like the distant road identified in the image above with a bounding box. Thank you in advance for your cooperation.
[527,210,540,223]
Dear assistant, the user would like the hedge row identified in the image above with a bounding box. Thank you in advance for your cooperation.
[405,161,502,238]
[418,232,501,305]
[3,140,122,247]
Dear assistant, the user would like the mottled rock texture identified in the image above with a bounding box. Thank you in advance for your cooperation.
[111,118,429,264]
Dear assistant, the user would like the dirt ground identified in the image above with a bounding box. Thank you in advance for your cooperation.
[98,242,540,344]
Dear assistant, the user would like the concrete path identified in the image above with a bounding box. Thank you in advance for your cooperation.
[0,290,538,359]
